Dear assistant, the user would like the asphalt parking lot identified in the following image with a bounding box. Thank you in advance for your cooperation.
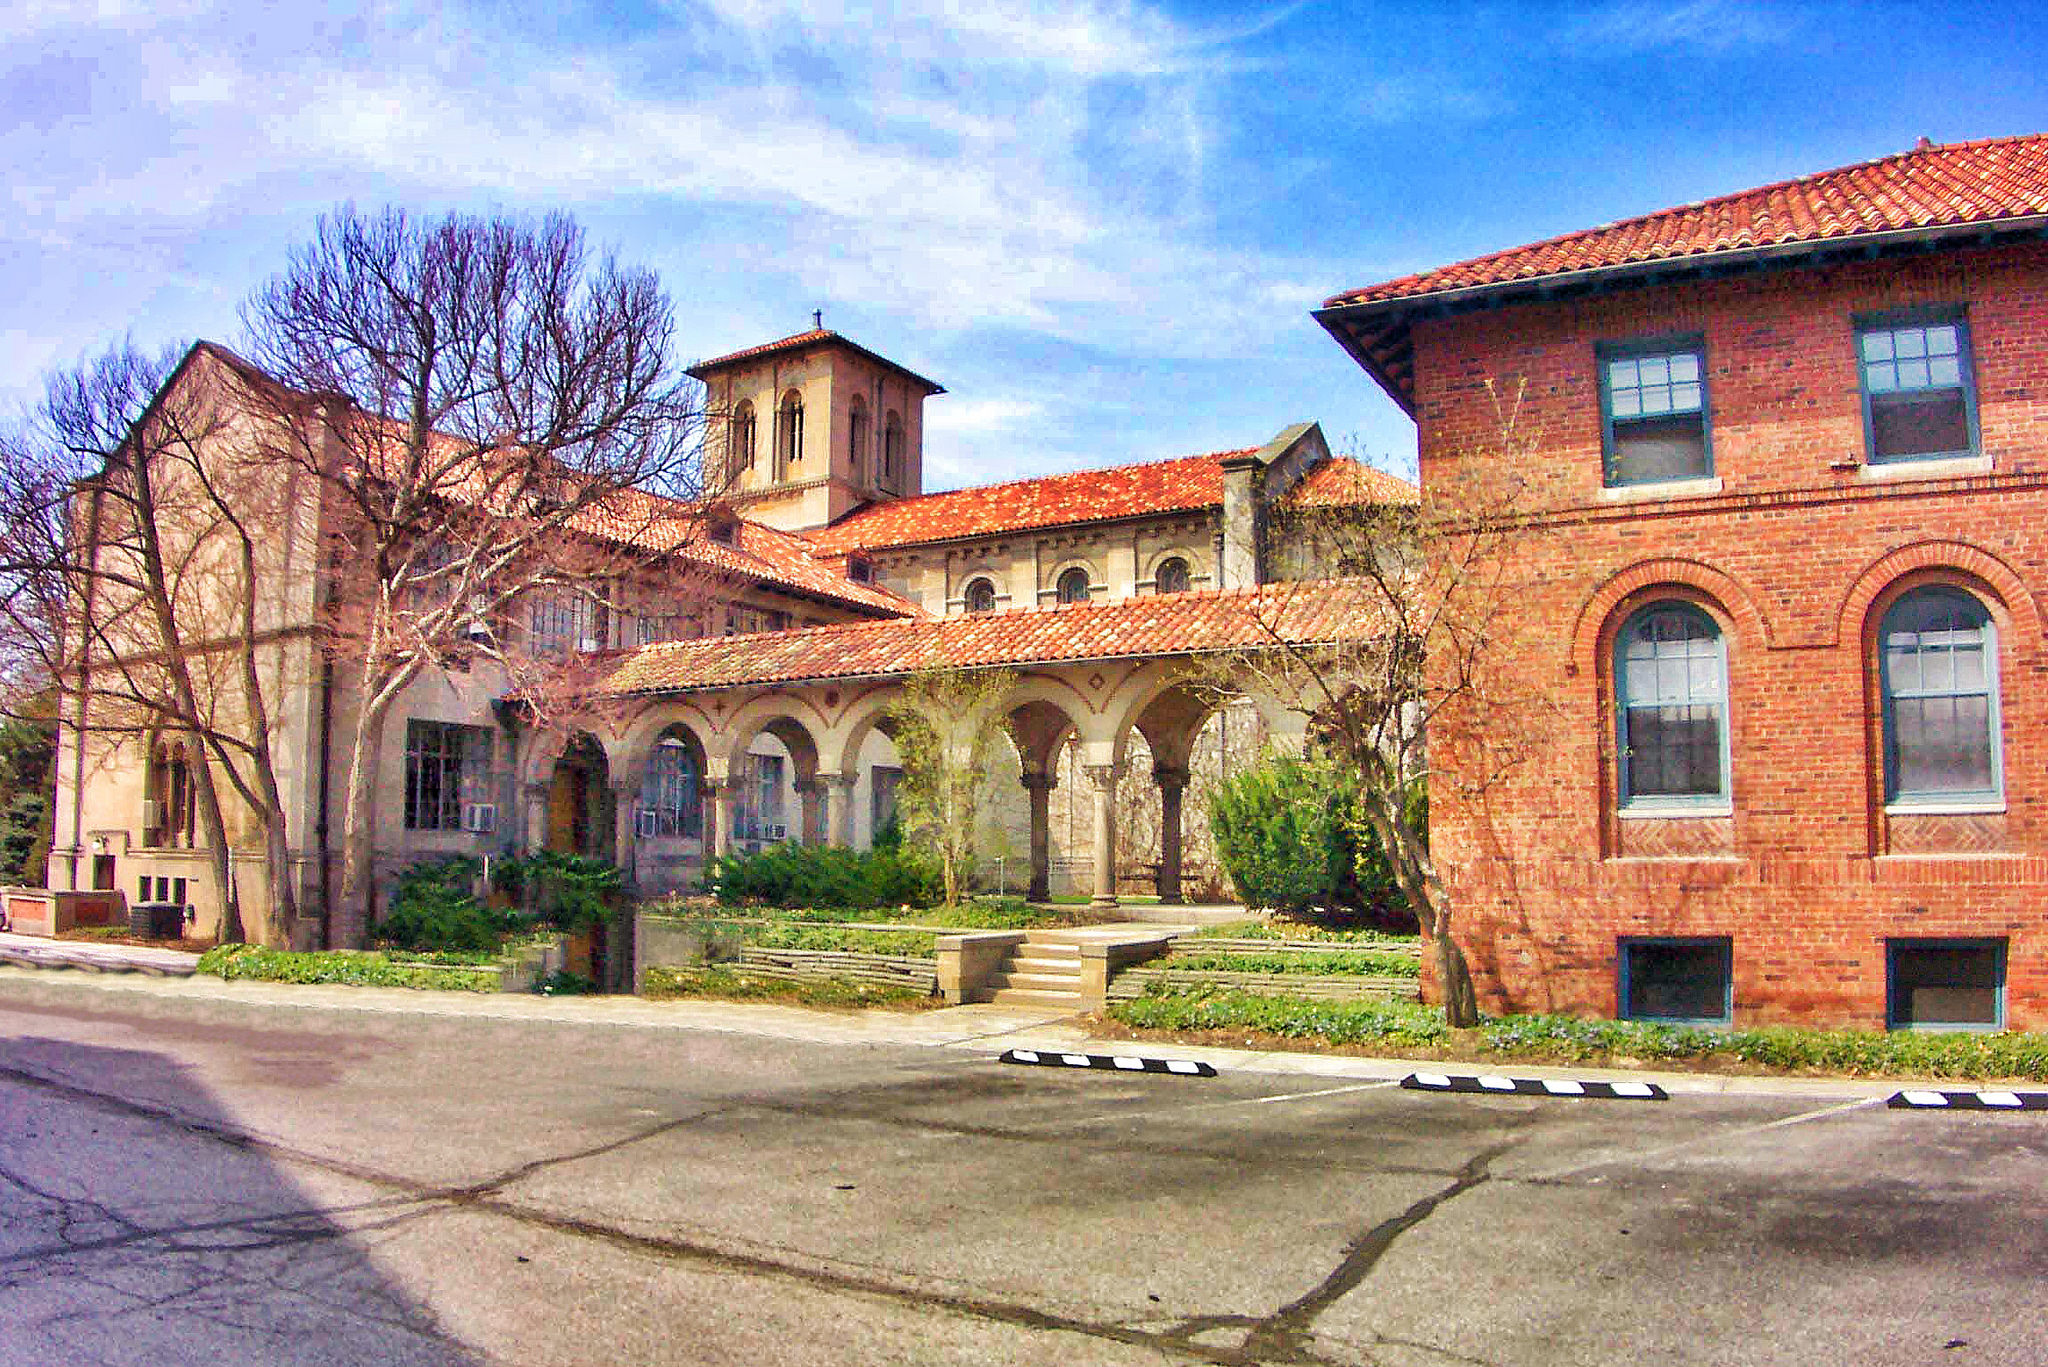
[1,972,2043,1366]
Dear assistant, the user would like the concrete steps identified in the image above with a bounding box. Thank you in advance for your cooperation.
[978,932,1086,1008]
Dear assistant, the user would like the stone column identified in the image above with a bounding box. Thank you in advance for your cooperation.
[1154,765,1187,905]
[793,778,824,846]
[821,772,858,847]
[609,780,639,885]
[1083,763,1122,908]
[1020,771,1057,902]
[521,781,550,853]
[710,781,739,860]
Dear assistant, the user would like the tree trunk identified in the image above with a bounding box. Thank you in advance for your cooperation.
[1433,927,1480,1029]
[336,702,389,947]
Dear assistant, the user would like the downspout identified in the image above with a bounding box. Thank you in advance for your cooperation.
[316,658,334,946]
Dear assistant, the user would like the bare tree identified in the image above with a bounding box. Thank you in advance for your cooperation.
[1229,399,1553,1027]
[886,668,1018,907]
[0,342,312,941]
[238,207,710,944]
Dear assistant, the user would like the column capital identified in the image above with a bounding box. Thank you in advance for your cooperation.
[1019,770,1059,793]
[1151,765,1190,791]
[520,780,551,802]
[791,776,825,798]
[1081,762,1124,791]
[818,771,859,792]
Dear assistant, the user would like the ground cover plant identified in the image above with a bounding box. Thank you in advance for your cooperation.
[197,944,496,992]
[1161,948,1422,978]
[1189,919,1418,946]
[641,964,938,1010]
[644,894,1110,933]
[1108,985,2048,1081]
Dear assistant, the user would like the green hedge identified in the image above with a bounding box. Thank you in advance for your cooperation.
[713,843,944,910]
[1189,921,1418,946]
[196,944,496,992]
[1109,985,2048,1080]
[642,964,932,1009]
[1163,948,1423,978]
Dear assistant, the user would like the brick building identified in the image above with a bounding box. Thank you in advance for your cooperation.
[1318,134,2048,1031]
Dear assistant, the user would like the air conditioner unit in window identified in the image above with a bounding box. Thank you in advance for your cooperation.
[462,803,496,833]
[635,809,660,838]
[465,594,493,641]
[765,823,788,842]
[140,799,162,832]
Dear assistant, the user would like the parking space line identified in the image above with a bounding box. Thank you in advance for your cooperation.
[1526,1095,1884,1182]
[1029,1079,1402,1130]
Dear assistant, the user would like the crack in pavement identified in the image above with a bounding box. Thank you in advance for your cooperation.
[1,1056,1509,1366]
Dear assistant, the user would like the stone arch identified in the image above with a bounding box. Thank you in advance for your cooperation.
[828,687,908,777]
[613,702,720,781]
[1045,555,1102,605]
[1570,557,1775,675]
[715,692,826,781]
[1835,539,2041,648]
[1142,546,1201,594]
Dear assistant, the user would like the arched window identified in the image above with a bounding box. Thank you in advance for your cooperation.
[1056,567,1092,605]
[847,397,868,485]
[882,411,904,490]
[728,401,756,484]
[775,390,804,479]
[1881,586,1999,803]
[1155,556,1191,594]
[964,577,997,614]
[148,742,197,848]
[640,736,703,838]
[1615,602,1728,807]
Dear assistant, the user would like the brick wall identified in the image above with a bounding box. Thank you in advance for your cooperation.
[1411,239,2048,1029]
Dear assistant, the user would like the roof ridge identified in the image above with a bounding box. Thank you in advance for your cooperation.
[1328,131,2048,308]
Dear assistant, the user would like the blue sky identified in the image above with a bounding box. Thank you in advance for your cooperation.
[5,0,2045,488]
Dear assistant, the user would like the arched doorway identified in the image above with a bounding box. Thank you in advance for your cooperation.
[546,734,613,860]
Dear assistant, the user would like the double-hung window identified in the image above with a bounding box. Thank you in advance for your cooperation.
[1615,602,1729,810]
[405,721,487,831]
[1880,586,2000,805]
[1599,339,1710,486]
[1858,314,1976,463]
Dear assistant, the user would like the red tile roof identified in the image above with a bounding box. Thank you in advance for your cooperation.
[806,450,1250,552]
[1325,133,2048,309]
[596,578,1384,694]
[686,328,945,394]
[1277,457,1419,509]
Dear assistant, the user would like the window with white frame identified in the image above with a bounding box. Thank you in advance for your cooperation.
[1599,340,1710,486]
[1858,315,1976,463]
[1881,586,1999,804]
[1615,602,1729,808]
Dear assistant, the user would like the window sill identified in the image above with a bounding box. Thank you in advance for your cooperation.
[1884,801,2006,817]
[1617,804,1733,820]
[1598,475,1722,502]
[1855,453,1993,481]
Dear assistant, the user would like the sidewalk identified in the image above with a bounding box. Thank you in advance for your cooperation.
[0,931,200,976]
[0,957,1907,1101]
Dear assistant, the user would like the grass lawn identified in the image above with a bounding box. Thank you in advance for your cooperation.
[196,944,498,992]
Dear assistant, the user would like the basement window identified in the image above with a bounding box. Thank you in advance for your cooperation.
[1599,339,1711,487]
[1619,937,1731,1025]
[1887,939,2004,1031]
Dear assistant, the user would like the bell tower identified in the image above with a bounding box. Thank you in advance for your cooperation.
[687,324,945,532]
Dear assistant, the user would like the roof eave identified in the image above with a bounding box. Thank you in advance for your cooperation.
[1318,213,2048,417]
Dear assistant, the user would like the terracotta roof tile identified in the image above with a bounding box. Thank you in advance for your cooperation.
[1277,457,1419,509]
[1325,133,2048,309]
[806,450,1251,552]
[596,578,1383,694]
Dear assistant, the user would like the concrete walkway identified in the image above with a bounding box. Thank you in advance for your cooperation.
[0,930,200,976]
[0,957,1917,1101]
